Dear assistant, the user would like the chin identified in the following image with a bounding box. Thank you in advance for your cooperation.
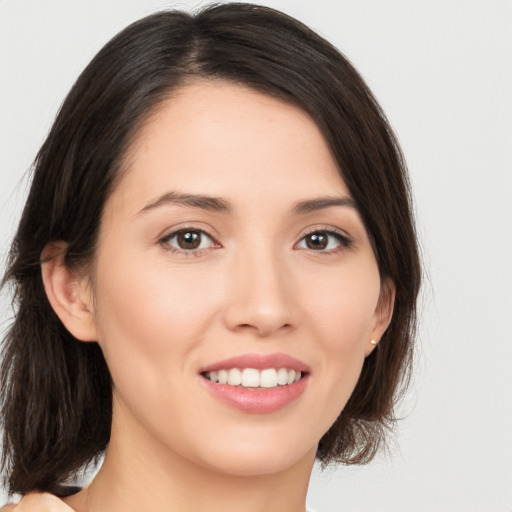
[188,432,317,477]
[202,453,312,477]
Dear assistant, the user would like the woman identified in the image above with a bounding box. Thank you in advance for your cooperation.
[1,3,420,511]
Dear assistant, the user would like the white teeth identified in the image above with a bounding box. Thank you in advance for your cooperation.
[218,369,228,384]
[227,368,242,386]
[205,367,303,388]
[277,367,288,385]
[260,368,277,388]
[242,368,260,387]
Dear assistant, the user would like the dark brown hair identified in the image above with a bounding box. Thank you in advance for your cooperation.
[1,3,420,496]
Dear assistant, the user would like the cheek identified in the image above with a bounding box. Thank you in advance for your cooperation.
[301,262,381,350]
[91,252,224,406]
[298,263,381,419]
[90,257,222,443]
[94,252,219,348]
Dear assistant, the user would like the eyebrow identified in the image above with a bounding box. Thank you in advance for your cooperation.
[292,196,358,215]
[137,191,358,216]
[138,192,232,215]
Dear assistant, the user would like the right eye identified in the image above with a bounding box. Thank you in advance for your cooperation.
[295,228,353,254]
[160,228,218,255]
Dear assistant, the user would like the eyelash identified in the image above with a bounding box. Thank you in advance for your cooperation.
[158,227,353,257]
[297,228,353,253]
[159,228,220,258]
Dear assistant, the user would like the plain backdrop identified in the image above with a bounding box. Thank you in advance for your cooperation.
[1,1,511,511]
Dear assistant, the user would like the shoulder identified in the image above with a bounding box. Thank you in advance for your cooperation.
[1,492,77,512]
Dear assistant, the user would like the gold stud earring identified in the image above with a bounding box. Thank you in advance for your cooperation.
[370,339,378,345]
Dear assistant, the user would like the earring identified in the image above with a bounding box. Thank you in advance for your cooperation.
[370,339,378,345]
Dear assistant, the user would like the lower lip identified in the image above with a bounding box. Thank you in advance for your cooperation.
[201,374,309,414]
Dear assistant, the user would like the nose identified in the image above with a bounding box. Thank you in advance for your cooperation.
[222,244,297,338]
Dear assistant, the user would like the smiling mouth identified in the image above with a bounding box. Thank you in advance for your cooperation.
[202,368,305,389]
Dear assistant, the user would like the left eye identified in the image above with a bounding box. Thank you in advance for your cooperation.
[162,229,215,251]
[296,230,348,251]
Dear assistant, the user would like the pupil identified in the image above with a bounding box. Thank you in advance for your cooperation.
[178,231,201,249]
[307,233,327,250]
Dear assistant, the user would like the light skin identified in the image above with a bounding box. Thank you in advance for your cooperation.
[13,81,394,512]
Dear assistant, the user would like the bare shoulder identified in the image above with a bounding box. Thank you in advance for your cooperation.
[1,492,76,511]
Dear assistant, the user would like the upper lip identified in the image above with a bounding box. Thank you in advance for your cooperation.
[199,352,310,373]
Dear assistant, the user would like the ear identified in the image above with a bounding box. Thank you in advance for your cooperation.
[41,241,98,342]
[365,278,396,357]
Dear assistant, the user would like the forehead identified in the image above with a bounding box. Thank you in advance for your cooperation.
[109,81,350,216]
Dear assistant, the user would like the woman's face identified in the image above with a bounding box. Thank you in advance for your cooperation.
[86,81,392,476]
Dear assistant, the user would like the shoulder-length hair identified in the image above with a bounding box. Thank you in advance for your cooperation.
[1,2,420,496]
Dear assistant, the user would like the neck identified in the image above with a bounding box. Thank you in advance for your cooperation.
[65,399,316,512]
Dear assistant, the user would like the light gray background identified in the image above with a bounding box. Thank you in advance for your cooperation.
[1,1,511,511]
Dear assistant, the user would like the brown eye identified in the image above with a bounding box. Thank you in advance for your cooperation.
[304,233,328,250]
[297,230,351,252]
[177,231,201,249]
[163,229,215,252]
